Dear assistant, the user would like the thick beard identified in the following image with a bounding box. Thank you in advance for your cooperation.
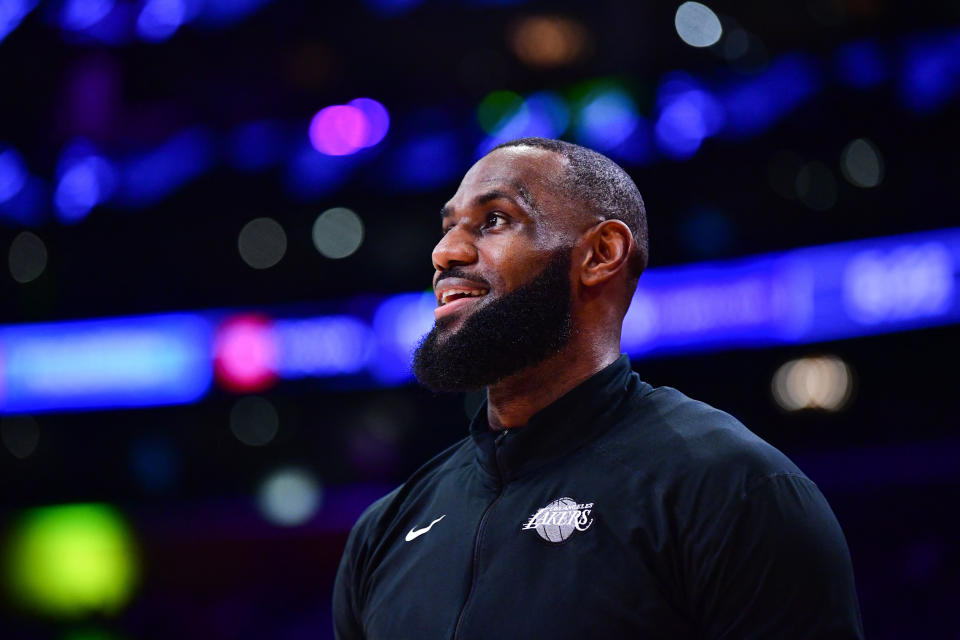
[412,247,574,392]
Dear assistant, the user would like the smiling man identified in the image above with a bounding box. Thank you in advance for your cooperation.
[333,138,864,639]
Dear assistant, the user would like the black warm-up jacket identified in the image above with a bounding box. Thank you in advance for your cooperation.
[333,355,864,639]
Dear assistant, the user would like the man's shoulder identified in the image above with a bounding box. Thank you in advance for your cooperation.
[347,435,474,542]
[597,383,805,493]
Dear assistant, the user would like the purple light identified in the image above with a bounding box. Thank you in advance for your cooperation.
[349,98,390,148]
[309,105,369,156]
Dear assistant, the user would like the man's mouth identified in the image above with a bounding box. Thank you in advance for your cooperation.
[440,288,489,306]
[434,280,490,320]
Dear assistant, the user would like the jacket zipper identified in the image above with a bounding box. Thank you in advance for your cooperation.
[452,431,508,640]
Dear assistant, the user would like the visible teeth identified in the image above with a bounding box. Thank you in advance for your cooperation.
[441,289,488,304]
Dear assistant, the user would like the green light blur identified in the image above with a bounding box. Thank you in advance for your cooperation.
[476,90,524,134]
[3,503,139,618]
[62,629,123,640]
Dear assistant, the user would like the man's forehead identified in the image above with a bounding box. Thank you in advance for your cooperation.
[447,146,567,208]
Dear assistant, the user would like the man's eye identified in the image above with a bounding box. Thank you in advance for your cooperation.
[483,213,506,229]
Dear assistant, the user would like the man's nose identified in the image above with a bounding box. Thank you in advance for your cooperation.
[432,226,478,271]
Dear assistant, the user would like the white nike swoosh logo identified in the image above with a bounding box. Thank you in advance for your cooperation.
[404,515,446,542]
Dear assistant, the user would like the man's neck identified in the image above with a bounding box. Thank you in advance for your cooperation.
[485,339,621,430]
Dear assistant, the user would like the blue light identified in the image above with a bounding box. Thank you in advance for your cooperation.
[197,0,270,25]
[834,40,888,89]
[228,120,289,172]
[274,316,375,378]
[622,227,960,358]
[285,143,352,200]
[136,0,188,41]
[54,154,117,224]
[0,147,27,204]
[1,228,958,411]
[0,0,39,43]
[60,0,114,30]
[0,314,213,414]
[388,132,462,192]
[653,73,724,159]
[349,97,391,148]
[899,32,960,113]
[720,53,821,137]
[118,128,213,207]
[477,91,571,156]
[370,292,435,383]
[0,176,47,226]
[574,87,640,151]
[362,0,425,17]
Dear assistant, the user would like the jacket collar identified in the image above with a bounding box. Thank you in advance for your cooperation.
[469,354,642,482]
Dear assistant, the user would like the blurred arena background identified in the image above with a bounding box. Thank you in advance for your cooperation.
[1,0,959,637]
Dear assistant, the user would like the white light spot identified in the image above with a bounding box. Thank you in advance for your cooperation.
[772,355,853,412]
[1,415,40,459]
[841,138,884,188]
[675,2,723,48]
[257,467,323,527]
[238,217,287,269]
[229,396,280,446]
[8,231,48,284]
[312,207,364,259]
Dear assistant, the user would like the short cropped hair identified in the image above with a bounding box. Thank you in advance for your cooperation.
[489,137,649,276]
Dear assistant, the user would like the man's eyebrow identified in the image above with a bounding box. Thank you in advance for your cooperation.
[439,182,540,220]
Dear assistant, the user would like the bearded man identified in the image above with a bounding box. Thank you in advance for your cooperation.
[333,138,864,639]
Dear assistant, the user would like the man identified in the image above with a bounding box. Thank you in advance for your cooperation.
[333,138,864,639]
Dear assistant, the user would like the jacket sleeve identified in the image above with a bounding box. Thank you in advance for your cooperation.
[688,473,864,639]
[332,527,364,640]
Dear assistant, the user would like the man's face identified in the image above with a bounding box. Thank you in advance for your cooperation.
[412,147,578,392]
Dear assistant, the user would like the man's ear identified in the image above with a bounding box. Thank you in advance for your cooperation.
[578,219,634,287]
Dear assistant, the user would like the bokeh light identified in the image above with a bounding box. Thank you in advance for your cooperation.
[237,217,287,269]
[508,15,589,68]
[841,138,884,188]
[309,99,390,156]
[573,83,640,151]
[388,130,462,191]
[60,0,115,31]
[136,0,189,41]
[1,415,40,459]
[771,355,853,411]
[3,503,139,618]
[228,120,288,172]
[675,2,722,48]
[229,395,280,446]
[477,90,525,135]
[213,314,279,392]
[0,146,28,204]
[257,467,323,527]
[8,230,48,284]
[312,207,364,259]
[654,74,724,159]
[54,154,116,224]
[834,40,888,89]
[843,243,953,325]
[349,98,390,147]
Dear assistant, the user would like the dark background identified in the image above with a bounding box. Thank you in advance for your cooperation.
[1,0,959,638]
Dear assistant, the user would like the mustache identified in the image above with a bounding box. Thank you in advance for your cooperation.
[434,268,491,288]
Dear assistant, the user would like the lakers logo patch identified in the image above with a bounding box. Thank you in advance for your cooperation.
[521,497,595,543]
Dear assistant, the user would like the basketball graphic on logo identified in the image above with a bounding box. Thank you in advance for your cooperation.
[521,496,596,543]
[537,497,579,543]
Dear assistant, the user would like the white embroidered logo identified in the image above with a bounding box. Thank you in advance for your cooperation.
[521,497,595,543]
